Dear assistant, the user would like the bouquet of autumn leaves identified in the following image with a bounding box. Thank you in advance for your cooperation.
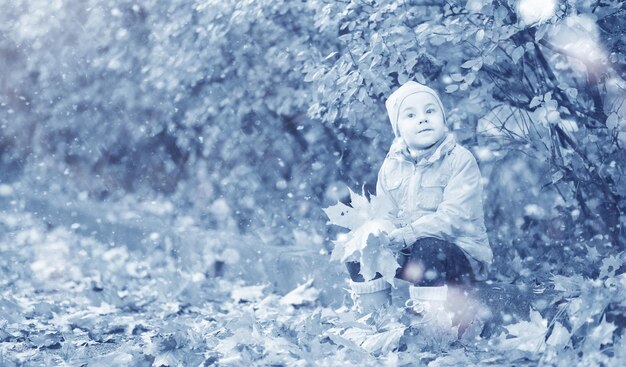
[323,189,401,286]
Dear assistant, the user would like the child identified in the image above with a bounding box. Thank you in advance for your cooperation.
[346,81,493,321]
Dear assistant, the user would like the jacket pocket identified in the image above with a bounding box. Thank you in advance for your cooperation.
[385,176,402,191]
[417,186,443,210]
[385,177,405,205]
[418,174,447,211]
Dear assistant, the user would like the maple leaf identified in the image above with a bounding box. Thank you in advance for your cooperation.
[322,188,394,231]
[599,252,624,279]
[359,324,405,355]
[331,219,393,262]
[498,308,548,353]
[279,279,320,306]
[231,284,267,302]
[546,321,570,348]
[323,190,400,285]
[359,233,400,285]
[566,288,611,334]
[583,316,617,354]
[551,274,585,298]
[328,219,399,285]
[322,188,369,231]
[326,321,405,355]
[322,199,362,232]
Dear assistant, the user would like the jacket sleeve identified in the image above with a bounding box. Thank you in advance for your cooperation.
[408,148,485,242]
[375,159,400,221]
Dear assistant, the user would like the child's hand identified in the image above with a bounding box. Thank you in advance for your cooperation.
[388,225,417,251]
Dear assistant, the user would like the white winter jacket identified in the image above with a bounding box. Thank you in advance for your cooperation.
[376,133,493,280]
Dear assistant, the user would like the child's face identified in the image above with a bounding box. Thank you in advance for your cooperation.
[397,92,446,150]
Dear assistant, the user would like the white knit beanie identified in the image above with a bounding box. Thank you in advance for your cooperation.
[385,81,447,138]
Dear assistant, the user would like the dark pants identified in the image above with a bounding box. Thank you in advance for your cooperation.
[346,237,474,286]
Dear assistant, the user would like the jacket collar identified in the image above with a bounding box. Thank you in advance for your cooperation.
[388,133,456,166]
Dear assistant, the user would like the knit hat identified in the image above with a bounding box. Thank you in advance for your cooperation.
[385,81,447,137]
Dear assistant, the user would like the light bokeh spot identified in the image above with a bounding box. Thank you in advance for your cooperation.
[518,0,557,24]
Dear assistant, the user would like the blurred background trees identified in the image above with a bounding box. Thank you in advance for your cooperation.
[1,0,624,279]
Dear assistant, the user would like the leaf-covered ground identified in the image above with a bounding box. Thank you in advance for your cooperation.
[0,184,624,366]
